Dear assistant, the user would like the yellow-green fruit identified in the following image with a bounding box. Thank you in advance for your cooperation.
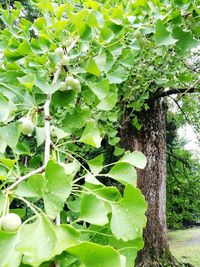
[1,213,22,232]
[65,76,76,87]
[20,117,34,136]
[73,79,81,92]
[59,55,69,66]
[59,81,68,91]
[51,129,57,138]
[133,29,142,39]
[55,47,64,57]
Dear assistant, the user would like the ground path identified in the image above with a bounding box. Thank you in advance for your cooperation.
[168,226,200,266]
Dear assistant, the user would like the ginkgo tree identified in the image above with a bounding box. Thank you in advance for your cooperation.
[0,1,148,267]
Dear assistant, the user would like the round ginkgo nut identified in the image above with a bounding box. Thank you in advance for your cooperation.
[20,117,34,136]
[59,55,69,66]
[55,47,64,57]
[1,213,22,232]
[65,76,75,87]
[59,81,68,91]
[73,79,81,92]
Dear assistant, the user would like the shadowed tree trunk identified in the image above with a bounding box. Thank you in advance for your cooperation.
[120,98,179,266]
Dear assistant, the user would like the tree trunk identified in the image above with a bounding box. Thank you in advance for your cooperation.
[120,98,178,266]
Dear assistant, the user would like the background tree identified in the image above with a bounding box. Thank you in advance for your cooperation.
[117,1,200,266]
[166,108,200,229]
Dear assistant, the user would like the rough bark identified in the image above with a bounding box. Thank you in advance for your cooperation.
[120,98,178,266]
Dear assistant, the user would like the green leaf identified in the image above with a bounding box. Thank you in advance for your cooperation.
[110,185,147,241]
[0,191,6,216]
[86,58,101,76]
[120,151,147,169]
[67,242,123,267]
[35,80,61,94]
[36,127,45,147]
[38,0,54,13]
[0,82,35,109]
[80,194,108,226]
[0,231,22,267]
[67,197,81,213]
[17,74,36,90]
[90,79,110,100]
[0,122,21,148]
[52,90,76,107]
[17,40,32,56]
[87,10,104,28]
[173,27,199,50]
[100,28,114,43]
[119,49,137,68]
[17,161,73,219]
[94,187,122,202]
[107,67,127,84]
[80,120,102,148]
[17,215,56,266]
[88,154,104,175]
[62,107,90,131]
[154,20,178,46]
[43,160,72,219]
[94,53,107,72]
[110,5,124,24]
[85,173,102,185]
[0,158,16,168]
[15,175,42,198]
[97,92,117,111]
[33,17,46,31]
[51,126,70,140]
[109,235,143,267]
[0,94,15,122]
[0,141,7,154]
[61,160,80,177]
[53,224,80,256]
[56,252,78,267]
[108,162,137,186]
[53,20,68,30]
[114,146,125,156]
[15,142,31,156]
[79,23,92,40]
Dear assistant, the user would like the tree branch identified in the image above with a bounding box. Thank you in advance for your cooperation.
[167,152,190,168]
[169,96,200,143]
[168,155,185,190]
[44,67,61,165]
[151,87,197,100]
[6,166,45,192]
[44,67,62,267]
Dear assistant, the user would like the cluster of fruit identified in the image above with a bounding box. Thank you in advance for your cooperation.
[55,47,81,93]
[19,47,81,137]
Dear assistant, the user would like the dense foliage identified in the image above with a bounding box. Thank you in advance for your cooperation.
[0,0,199,266]
[0,1,148,266]
[166,110,200,229]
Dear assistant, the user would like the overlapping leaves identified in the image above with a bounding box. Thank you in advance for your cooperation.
[1,0,198,266]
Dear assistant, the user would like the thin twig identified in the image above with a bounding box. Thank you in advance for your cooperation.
[44,67,62,267]
[6,166,45,192]
[44,67,61,165]
[66,37,79,53]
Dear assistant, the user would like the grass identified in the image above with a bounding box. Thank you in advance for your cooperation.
[168,227,200,267]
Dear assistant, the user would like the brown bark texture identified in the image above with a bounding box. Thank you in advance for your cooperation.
[120,98,177,266]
